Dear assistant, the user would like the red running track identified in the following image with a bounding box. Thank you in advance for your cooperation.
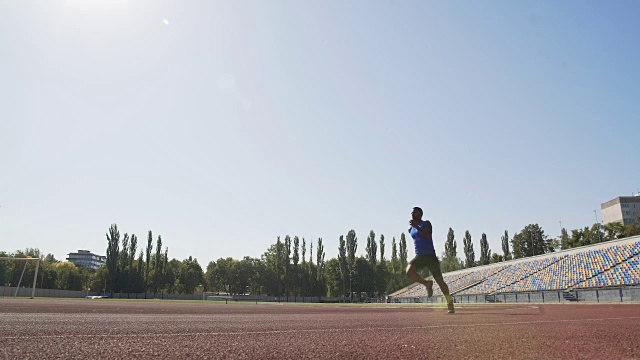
[1,299,639,359]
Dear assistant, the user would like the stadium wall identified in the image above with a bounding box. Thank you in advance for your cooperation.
[447,286,640,304]
[390,286,640,304]
[0,286,344,303]
[0,286,96,298]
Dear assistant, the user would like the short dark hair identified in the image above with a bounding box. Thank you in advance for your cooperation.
[413,207,423,214]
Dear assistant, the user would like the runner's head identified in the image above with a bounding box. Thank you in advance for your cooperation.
[411,207,423,221]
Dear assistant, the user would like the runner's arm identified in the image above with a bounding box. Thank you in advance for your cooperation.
[416,221,433,240]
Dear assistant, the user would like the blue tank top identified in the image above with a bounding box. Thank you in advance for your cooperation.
[409,220,436,256]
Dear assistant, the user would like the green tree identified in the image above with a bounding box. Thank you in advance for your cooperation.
[210,257,233,294]
[204,260,217,292]
[231,257,252,295]
[44,253,58,263]
[490,253,504,263]
[284,235,291,296]
[261,239,285,296]
[399,233,408,266]
[591,223,604,244]
[346,230,357,271]
[306,240,313,296]
[399,233,409,286]
[501,230,511,260]
[119,233,129,293]
[164,258,180,294]
[178,256,203,294]
[54,262,83,291]
[624,221,640,237]
[346,230,358,301]
[513,224,550,257]
[560,228,569,249]
[275,236,282,296]
[479,233,491,265]
[136,250,144,286]
[376,234,389,296]
[0,251,8,286]
[445,228,457,259]
[390,237,398,274]
[365,230,377,296]
[105,224,120,295]
[441,228,462,272]
[604,222,625,241]
[366,230,377,265]
[375,261,390,297]
[127,234,138,296]
[463,230,475,268]
[511,231,522,259]
[440,252,464,273]
[91,266,109,295]
[337,235,347,299]
[315,238,326,296]
[324,258,342,297]
[247,257,264,295]
[354,257,371,300]
[150,235,164,294]
[38,261,58,289]
[366,230,377,297]
[293,236,300,296]
[379,234,386,264]
[300,238,307,296]
[162,248,169,292]
[144,231,153,297]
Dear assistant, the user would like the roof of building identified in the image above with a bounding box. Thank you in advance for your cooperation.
[601,196,640,209]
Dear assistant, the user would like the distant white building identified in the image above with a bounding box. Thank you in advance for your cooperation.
[67,250,106,270]
[601,194,640,226]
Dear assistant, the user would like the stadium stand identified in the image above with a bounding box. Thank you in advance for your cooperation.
[432,264,511,296]
[459,255,564,295]
[499,241,640,292]
[388,236,640,301]
[576,254,640,288]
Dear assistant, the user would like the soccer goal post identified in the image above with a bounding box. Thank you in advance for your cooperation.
[0,257,41,299]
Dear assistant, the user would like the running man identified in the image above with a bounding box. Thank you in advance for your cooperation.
[406,206,455,313]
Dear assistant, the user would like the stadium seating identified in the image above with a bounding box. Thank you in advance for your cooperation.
[459,256,564,295]
[431,264,511,296]
[499,242,640,292]
[390,239,640,299]
[576,254,640,288]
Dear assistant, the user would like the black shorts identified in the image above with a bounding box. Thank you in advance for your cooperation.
[409,254,443,278]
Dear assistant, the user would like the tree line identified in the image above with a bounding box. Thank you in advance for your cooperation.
[440,220,640,272]
[2,218,639,298]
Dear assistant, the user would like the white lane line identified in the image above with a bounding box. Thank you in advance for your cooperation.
[3,316,640,340]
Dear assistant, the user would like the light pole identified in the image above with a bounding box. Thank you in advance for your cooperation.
[594,210,601,243]
[349,270,353,303]
[337,265,346,303]
[559,221,564,249]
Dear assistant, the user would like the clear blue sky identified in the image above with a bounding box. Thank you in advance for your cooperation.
[1,0,639,264]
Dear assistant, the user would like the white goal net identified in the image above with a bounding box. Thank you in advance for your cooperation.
[0,257,41,298]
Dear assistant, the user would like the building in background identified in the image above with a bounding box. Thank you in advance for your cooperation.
[601,194,640,226]
[67,250,106,270]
